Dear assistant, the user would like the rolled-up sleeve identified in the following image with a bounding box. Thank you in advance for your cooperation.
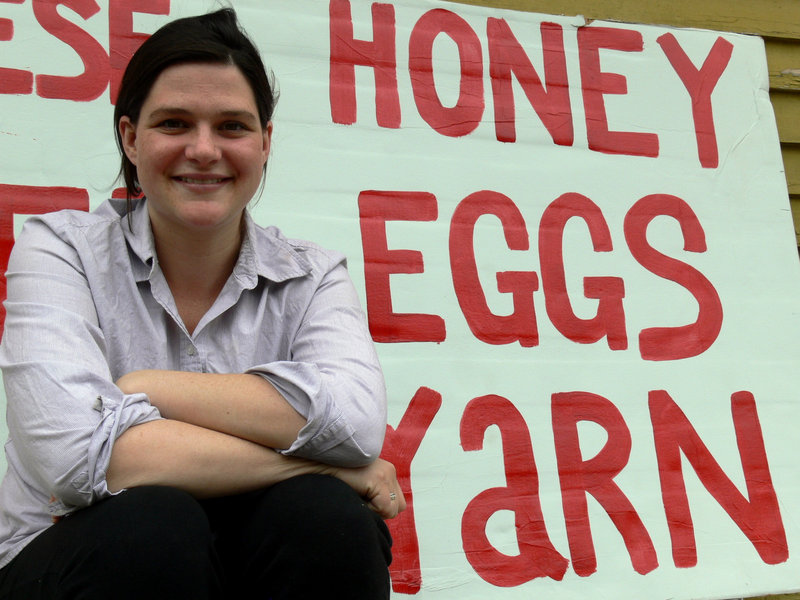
[0,217,161,513]
[247,256,386,467]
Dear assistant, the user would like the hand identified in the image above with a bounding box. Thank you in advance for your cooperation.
[329,458,406,519]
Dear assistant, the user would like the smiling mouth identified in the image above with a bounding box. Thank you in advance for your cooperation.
[175,176,230,185]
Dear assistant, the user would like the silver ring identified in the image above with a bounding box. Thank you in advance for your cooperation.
[389,492,397,501]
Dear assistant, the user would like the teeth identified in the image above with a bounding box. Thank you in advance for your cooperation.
[179,177,226,184]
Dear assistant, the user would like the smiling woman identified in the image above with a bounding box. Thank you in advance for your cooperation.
[0,8,402,600]
[119,64,270,242]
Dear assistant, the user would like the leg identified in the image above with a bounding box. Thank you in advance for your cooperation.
[204,474,393,600]
[0,486,223,599]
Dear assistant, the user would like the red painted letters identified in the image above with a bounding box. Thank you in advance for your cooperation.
[487,19,572,145]
[32,0,109,101]
[328,4,731,167]
[461,394,568,585]
[624,194,722,361]
[381,387,442,594]
[358,190,446,343]
[0,0,34,94]
[409,9,484,137]
[329,0,400,127]
[108,0,170,102]
[578,26,659,157]
[363,188,721,360]
[0,0,167,101]
[450,190,539,346]
[650,390,787,567]
[539,193,628,350]
[658,33,734,168]
[552,391,658,575]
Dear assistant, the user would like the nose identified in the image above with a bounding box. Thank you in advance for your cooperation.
[185,125,221,164]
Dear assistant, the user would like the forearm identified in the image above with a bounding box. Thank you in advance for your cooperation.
[106,419,325,498]
[116,370,306,450]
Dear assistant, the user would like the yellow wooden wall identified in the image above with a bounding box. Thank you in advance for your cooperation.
[446,0,800,251]
[444,2,800,598]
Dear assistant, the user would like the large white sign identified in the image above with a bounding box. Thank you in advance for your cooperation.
[1,1,799,598]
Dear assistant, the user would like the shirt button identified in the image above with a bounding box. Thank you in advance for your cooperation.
[187,346,197,356]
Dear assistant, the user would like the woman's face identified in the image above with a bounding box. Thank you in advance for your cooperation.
[119,62,271,241]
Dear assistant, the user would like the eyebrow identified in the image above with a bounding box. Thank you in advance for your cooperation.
[147,107,260,123]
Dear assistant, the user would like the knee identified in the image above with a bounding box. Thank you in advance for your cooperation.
[108,486,211,550]
[81,486,215,572]
[228,476,392,598]
[55,486,221,597]
[272,475,392,568]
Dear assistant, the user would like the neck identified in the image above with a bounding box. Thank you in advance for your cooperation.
[151,217,245,333]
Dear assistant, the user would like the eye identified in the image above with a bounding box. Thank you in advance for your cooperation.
[220,121,249,134]
[158,118,188,131]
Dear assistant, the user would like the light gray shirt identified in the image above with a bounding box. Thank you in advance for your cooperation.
[0,198,386,569]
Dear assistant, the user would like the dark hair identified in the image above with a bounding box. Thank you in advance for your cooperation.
[114,8,278,200]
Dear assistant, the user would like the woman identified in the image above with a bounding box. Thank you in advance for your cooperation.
[0,8,403,599]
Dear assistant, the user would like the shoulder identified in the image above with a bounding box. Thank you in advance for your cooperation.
[285,232,347,272]
[247,219,348,284]
[17,199,123,243]
[10,199,127,270]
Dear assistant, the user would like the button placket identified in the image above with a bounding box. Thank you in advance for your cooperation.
[181,338,203,372]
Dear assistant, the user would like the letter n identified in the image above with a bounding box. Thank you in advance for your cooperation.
[649,390,788,567]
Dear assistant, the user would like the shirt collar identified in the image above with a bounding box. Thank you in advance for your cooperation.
[119,198,312,285]
[115,198,155,283]
[235,210,313,286]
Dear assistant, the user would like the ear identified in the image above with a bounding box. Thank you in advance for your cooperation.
[262,121,273,163]
[118,116,139,166]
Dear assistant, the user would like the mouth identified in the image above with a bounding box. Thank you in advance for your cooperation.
[174,176,231,185]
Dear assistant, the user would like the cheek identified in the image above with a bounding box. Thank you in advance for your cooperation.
[137,140,179,173]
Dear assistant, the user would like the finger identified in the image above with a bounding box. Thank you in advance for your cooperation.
[366,487,401,519]
[371,493,397,519]
[394,488,407,513]
[377,487,405,519]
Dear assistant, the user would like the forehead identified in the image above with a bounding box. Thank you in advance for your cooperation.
[143,62,259,117]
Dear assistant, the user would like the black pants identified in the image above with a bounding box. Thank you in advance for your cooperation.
[0,474,392,599]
